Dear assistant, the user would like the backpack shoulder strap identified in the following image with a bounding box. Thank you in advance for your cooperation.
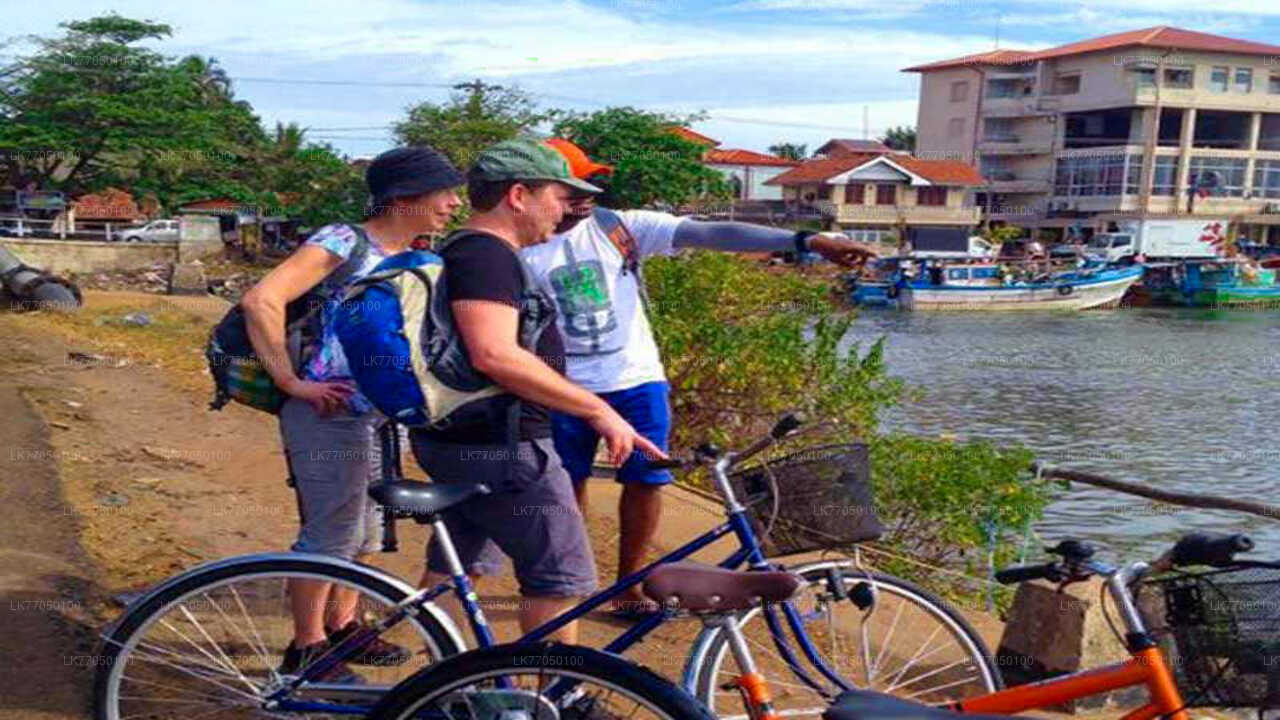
[591,207,640,274]
[323,224,373,290]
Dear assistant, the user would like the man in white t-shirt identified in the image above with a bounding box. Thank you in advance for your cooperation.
[521,138,877,615]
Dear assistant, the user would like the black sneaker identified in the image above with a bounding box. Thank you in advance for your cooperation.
[277,639,365,685]
[326,620,412,667]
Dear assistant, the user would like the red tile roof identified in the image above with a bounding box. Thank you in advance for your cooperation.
[667,126,720,147]
[904,26,1280,72]
[816,139,896,156]
[903,49,1038,73]
[72,188,145,221]
[765,154,983,186]
[703,148,799,167]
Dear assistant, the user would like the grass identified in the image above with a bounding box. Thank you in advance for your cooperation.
[14,292,223,398]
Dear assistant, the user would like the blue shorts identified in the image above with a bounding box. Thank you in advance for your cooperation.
[551,381,672,486]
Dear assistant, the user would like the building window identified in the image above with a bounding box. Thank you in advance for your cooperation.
[817,184,833,200]
[1152,156,1178,196]
[1270,74,1280,94]
[950,81,969,102]
[1210,66,1229,93]
[876,184,897,205]
[1234,68,1253,93]
[844,183,865,204]
[947,117,965,138]
[983,117,1016,142]
[1054,153,1143,196]
[1255,160,1280,198]
[1132,67,1156,89]
[917,186,947,206]
[1164,68,1194,89]
[1052,73,1081,95]
[846,229,894,244]
[1189,156,1247,196]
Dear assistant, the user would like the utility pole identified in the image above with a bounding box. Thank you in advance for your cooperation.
[863,106,869,141]
[452,78,502,116]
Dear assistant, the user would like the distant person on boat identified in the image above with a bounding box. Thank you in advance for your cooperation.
[518,138,879,616]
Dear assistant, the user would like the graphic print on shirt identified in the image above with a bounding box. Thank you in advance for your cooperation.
[548,256,619,354]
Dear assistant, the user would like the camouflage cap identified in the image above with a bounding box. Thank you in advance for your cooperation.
[471,138,602,194]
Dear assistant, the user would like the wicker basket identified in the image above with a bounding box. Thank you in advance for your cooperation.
[1139,563,1280,708]
[727,443,881,557]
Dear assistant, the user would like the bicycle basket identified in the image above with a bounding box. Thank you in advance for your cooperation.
[727,443,880,557]
[1139,563,1280,709]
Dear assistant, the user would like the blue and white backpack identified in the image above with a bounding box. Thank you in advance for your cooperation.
[333,232,554,428]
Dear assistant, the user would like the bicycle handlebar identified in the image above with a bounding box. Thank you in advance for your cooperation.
[643,412,805,471]
[994,562,1063,585]
[995,531,1256,587]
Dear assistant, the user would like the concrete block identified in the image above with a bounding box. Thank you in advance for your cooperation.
[995,578,1144,712]
[168,262,208,296]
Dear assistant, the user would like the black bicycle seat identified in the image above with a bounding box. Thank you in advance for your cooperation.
[824,691,1011,720]
[369,480,489,519]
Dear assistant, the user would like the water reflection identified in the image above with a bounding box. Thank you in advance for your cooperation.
[849,307,1280,558]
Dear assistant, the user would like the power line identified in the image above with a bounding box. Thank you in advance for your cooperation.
[0,54,890,137]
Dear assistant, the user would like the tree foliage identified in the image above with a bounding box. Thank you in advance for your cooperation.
[553,108,730,209]
[0,14,365,225]
[767,142,808,161]
[394,84,552,171]
[880,125,917,152]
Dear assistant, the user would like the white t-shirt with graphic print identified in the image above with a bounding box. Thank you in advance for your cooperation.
[521,210,684,394]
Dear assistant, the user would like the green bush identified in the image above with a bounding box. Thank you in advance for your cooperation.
[645,250,900,450]
[646,250,1052,608]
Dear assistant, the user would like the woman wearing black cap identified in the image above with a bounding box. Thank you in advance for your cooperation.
[241,146,463,682]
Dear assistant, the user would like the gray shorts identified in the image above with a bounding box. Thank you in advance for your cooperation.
[279,397,383,560]
[412,435,597,598]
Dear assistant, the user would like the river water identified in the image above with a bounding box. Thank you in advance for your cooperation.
[852,307,1280,560]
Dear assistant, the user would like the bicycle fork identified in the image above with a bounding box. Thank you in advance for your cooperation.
[706,613,782,720]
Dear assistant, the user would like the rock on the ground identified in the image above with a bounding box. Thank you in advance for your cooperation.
[996,578,1144,712]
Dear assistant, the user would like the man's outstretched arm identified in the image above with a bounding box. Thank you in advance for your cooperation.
[671,220,879,267]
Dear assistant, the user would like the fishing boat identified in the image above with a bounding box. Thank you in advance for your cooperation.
[849,258,1143,311]
[1141,258,1280,308]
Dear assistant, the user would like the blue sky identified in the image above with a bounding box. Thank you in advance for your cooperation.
[7,0,1280,158]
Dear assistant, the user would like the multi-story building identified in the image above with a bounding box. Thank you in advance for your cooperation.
[905,26,1280,242]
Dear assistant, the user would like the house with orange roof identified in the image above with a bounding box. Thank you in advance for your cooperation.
[764,150,984,242]
[667,127,799,200]
[905,26,1280,243]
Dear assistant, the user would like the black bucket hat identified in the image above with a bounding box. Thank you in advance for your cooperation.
[366,146,464,199]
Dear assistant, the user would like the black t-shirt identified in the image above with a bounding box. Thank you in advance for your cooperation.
[418,230,565,444]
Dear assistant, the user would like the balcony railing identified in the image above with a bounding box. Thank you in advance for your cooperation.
[834,204,981,225]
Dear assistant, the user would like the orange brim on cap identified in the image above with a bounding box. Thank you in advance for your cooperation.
[546,138,614,180]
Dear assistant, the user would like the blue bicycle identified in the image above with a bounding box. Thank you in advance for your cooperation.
[94,415,1001,719]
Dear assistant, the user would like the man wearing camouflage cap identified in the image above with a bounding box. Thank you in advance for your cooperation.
[411,138,665,643]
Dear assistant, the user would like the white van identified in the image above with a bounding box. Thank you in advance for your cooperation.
[1087,218,1226,262]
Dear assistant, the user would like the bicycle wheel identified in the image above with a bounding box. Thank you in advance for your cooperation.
[94,553,466,720]
[370,642,715,720]
[686,560,1001,720]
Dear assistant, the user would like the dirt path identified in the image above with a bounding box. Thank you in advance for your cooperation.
[0,290,1005,719]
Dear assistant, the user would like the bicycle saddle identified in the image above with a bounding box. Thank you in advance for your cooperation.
[642,562,802,612]
[368,480,490,519]
[824,690,1011,720]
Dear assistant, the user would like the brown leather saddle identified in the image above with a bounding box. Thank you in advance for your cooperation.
[641,562,802,612]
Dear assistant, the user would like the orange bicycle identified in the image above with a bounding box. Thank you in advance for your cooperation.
[703,531,1273,720]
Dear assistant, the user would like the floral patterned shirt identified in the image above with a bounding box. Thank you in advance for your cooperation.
[301,223,389,415]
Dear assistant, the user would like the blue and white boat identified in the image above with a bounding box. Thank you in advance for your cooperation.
[850,259,1143,311]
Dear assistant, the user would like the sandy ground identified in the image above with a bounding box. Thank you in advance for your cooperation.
[1,289,1156,720]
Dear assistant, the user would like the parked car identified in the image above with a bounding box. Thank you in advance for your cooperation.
[117,218,180,243]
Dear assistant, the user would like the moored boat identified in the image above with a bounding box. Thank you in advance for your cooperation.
[900,263,1144,311]
[1142,257,1280,308]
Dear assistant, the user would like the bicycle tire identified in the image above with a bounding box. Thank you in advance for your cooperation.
[370,642,715,720]
[686,560,1002,719]
[93,553,466,720]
